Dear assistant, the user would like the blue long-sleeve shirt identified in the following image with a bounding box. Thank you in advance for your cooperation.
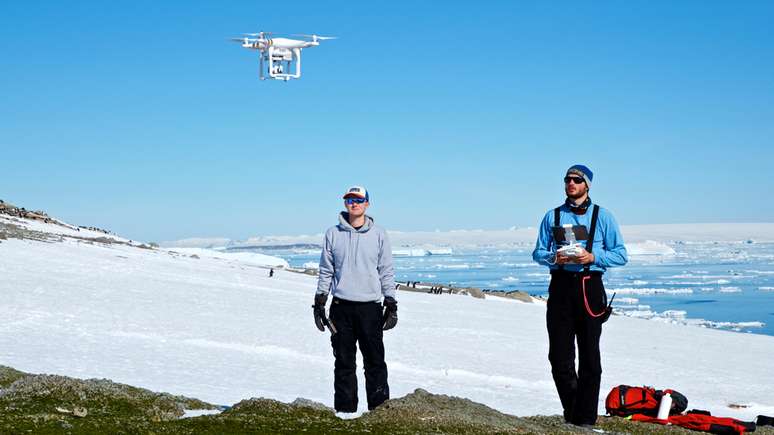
[532,202,628,273]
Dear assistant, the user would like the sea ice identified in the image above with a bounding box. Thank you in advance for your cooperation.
[2,215,774,422]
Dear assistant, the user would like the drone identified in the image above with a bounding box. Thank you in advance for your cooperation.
[230,32,335,81]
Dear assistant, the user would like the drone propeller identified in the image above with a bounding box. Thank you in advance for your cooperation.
[292,34,337,41]
[243,32,271,38]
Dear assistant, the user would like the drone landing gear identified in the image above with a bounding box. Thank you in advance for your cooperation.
[264,47,301,81]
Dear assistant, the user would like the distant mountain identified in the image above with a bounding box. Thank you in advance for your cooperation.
[163,223,774,250]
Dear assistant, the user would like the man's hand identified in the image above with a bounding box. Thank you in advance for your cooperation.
[382,297,398,331]
[574,248,595,265]
[555,252,573,265]
[556,249,594,265]
[313,294,328,332]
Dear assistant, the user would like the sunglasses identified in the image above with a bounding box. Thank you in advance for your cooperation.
[564,176,585,185]
[345,197,367,205]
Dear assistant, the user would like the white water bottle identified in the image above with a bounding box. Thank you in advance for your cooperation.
[563,224,576,245]
[657,392,672,420]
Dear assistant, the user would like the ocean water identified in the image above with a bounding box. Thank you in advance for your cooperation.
[277,241,774,336]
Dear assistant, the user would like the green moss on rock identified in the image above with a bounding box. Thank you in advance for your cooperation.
[1,366,772,435]
[0,365,27,388]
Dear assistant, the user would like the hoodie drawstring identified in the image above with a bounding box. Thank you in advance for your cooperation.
[347,228,362,267]
[339,212,369,268]
[354,231,360,266]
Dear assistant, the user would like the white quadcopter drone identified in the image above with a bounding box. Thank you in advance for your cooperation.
[230,31,335,81]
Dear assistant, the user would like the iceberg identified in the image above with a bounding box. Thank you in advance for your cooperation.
[393,249,430,257]
[627,240,677,256]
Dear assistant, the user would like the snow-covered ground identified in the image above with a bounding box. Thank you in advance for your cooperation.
[2,215,773,422]
[167,247,289,269]
[163,223,774,250]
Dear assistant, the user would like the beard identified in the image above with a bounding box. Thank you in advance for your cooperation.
[566,187,588,200]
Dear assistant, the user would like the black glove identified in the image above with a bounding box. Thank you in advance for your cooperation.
[313,294,328,332]
[382,296,398,331]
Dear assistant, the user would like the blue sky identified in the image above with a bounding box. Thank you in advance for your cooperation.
[2,1,773,242]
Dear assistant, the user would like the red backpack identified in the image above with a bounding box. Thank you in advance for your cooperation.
[605,385,687,417]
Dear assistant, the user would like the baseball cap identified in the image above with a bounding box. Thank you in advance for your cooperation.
[342,186,369,201]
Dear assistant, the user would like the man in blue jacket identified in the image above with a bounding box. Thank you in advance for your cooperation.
[314,186,397,413]
[533,165,628,427]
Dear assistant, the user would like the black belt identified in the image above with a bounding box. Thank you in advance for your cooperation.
[332,297,380,306]
[550,270,603,277]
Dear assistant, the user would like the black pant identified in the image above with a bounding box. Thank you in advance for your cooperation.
[329,297,389,412]
[546,271,607,425]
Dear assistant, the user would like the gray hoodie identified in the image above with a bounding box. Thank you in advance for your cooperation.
[316,212,396,302]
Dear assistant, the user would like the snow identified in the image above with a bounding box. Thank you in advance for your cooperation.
[160,237,231,249]
[2,214,129,242]
[1,216,773,422]
[162,223,774,250]
[182,409,222,418]
[302,261,320,270]
[166,247,289,269]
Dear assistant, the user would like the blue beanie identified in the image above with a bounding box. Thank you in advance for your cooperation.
[566,164,593,188]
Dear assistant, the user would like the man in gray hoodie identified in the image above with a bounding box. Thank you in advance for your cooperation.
[313,185,397,413]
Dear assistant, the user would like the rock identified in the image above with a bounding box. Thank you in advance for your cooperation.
[4,365,745,434]
[362,388,548,432]
[92,236,117,244]
[481,289,534,303]
[290,398,334,413]
[0,371,211,422]
[460,287,485,299]
[77,225,112,234]
[0,365,27,387]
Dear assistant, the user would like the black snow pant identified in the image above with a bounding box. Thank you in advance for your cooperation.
[329,297,389,412]
[546,270,607,426]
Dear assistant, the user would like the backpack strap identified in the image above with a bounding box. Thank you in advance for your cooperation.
[554,207,563,270]
[619,385,650,408]
[583,205,600,273]
[619,385,629,407]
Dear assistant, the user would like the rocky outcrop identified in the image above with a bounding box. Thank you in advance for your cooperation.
[396,281,533,303]
[0,199,112,235]
[483,289,534,303]
[0,199,54,223]
[78,225,112,235]
[0,365,218,432]
[1,366,767,434]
